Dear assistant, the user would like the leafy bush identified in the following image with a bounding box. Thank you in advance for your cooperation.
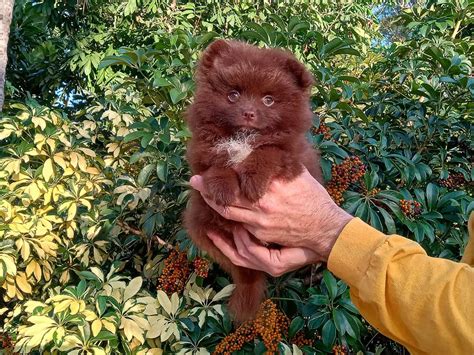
[1,0,472,354]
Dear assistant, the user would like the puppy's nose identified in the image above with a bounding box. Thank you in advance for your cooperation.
[243,111,256,121]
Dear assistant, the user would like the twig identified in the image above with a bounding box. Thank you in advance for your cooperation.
[116,220,174,249]
[451,19,462,40]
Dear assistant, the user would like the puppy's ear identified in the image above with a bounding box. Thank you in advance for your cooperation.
[200,39,232,69]
[284,57,314,90]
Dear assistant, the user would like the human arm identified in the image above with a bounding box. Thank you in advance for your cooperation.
[329,216,474,354]
[190,170,474,354]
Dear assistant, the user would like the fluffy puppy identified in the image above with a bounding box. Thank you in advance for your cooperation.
[184,39,322,323]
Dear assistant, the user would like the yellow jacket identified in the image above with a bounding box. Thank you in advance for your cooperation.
[328,213,474,355]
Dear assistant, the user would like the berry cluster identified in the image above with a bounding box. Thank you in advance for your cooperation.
[157,250,191,295]
[439,173,467,189]
[312,121,332,140]
[214,300,290,354]
[193,257,210,278]
[332,344,348,354]
[276,310,290,336]
[213,320,256,354]
[291,331,314,348]
[254,299,288,353]
[400,199,422,218]
[327,156,366,205]
[360,185,381,197]
[1,333,13,351]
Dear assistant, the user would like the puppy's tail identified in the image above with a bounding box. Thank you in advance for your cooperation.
[229,267,267,323]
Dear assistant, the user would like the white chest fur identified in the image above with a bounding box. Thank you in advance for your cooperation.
[214,132,257,166]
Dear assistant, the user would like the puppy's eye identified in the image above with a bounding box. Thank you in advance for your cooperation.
[262,95,274,107]
[228,90,240,103]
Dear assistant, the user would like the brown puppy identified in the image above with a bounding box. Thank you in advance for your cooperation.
[184,39,322,323]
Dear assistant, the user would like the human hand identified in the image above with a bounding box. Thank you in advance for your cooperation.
[207,225,321,276]
[190,168,353,262]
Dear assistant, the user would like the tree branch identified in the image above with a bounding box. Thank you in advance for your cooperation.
[116,220,174,249]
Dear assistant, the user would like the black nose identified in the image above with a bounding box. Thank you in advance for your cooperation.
[243,111,256,121]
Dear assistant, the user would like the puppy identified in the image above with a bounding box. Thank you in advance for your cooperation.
[184,39,322,323]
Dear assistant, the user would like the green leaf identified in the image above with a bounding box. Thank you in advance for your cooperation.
[339,298,359,315]
[97,296,107,316]
[368,208,383,231]
[169,88,187,104]
[99,55,135,69]
[332,48,360,56]
[320,141,349,159]
[288,316,304,338]
[321,38,344,56]
[376,206,396,234]
[332,308,350,335]
[308,313,327,330]
[321,319,336,345]
[124,131,146,143]
[78,271,101,281]
[93,330,118,341]
[140,133,153,148]
[340,309,359,338]
[156,161,168,182]
[137,163,156,186]
[76,280,87,296]
[426,183,439,209]
[354,202,369,220]
[309,294,329,305]
[322,270,338,300]
[195,31,219,45]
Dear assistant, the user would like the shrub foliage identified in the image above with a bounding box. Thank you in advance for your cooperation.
[0,0,472,353]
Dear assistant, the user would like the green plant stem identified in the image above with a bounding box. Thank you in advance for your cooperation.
[451,20,462,39]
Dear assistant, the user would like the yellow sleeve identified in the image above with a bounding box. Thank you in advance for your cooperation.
[460,212,474,265]
[327,215,474,355]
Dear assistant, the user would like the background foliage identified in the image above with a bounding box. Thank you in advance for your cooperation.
[0,0,473,354]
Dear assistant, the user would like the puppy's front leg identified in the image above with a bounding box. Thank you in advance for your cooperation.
[237,147,285,203]
[202,166,240,206]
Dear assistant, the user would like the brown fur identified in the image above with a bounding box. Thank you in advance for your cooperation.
[184,39,323,322]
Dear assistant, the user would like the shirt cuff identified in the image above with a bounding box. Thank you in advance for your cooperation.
[327,217,388,286]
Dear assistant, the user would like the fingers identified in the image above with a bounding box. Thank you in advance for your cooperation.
[279,247,320,266]
[206,198,258,224]
[207,229,272,272]
[207,231,245,267]
[233,227,269,261]
[207,228,318,277]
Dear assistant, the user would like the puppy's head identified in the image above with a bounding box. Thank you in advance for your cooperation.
[189,39,314,135]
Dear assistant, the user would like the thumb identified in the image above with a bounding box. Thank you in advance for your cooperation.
[190,175,205,192]
[279,246,321,264]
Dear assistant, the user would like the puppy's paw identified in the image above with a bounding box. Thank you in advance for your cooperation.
[206,178,238,206]
[240,173,267,203]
